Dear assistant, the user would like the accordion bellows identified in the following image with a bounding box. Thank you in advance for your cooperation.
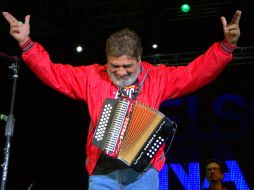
[92,98,175,172]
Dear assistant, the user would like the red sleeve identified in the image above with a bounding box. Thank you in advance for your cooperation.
[21,42,90,101]
[155,41,235,101]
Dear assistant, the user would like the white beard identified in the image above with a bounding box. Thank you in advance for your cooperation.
[107,66,140,88]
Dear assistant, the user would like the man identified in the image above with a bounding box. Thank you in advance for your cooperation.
[205,159,229,190]
[2,10,241,190]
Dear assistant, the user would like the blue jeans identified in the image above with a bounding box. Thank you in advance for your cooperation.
[88,167,159,190]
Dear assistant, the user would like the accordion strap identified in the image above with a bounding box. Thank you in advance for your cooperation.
[133,69,149,100]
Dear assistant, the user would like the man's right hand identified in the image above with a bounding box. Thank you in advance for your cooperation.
[2,12,31,45]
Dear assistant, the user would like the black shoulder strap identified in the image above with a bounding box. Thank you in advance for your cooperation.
[133,69,149,100]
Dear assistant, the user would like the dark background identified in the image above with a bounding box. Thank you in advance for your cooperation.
[0,0,254,189]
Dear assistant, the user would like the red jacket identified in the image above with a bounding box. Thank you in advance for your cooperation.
[21,40,235,175]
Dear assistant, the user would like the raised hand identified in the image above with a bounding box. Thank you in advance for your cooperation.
[2,12,30,45]
[221,10,241,45]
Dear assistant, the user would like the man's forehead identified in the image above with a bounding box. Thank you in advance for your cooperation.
[207,162,220,168]
[109,61,134,66]
[108,56,138,65]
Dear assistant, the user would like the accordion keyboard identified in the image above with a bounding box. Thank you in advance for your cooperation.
[104,99,129,153]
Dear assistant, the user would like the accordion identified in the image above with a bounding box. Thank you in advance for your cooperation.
[92,98,176,172]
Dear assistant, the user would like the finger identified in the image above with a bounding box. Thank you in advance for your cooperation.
[221,16,227,29]
[24,15,30,25]
[228,29,240,37]
[230,10,242,25]
[10,27,20,33]
[2,12,18,25]
[226,24,239,31]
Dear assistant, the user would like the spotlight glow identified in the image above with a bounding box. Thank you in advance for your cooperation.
[76,46,83,53]
[152,44,158,49]
[181,4,190,13]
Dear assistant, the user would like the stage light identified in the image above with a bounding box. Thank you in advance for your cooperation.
[152,44,158,49]
[181,4,190,13]
[76,45,83,53]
